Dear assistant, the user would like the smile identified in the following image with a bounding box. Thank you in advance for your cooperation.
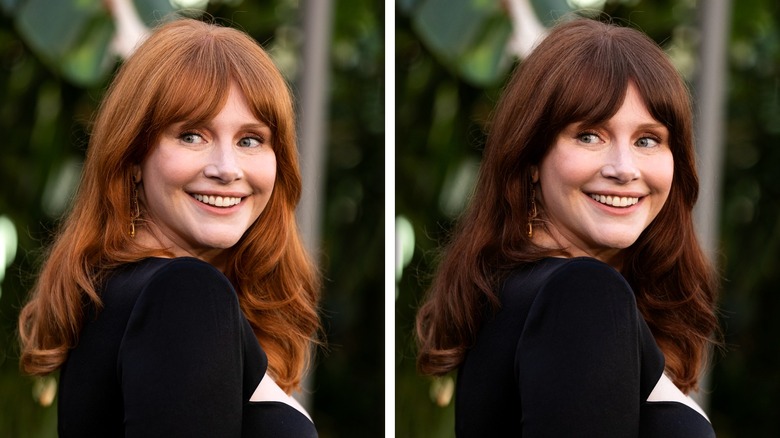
[589,193,640,208]
[192,193,243,207]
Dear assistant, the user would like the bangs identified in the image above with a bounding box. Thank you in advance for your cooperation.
[539,23,688,142]
[544,39,635,133]
[142,26,293,144]
[147,48,231,134]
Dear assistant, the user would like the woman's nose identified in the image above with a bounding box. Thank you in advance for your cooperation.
[600,142,640,183]
[204,143,243,182]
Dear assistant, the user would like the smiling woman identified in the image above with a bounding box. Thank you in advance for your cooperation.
[416,17,719,437]
[534,83,675,267]
[18,18,321,437]
[136,85,277,266]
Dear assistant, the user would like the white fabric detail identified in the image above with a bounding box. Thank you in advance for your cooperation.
[250,374,312,422]
[647,372,710,422]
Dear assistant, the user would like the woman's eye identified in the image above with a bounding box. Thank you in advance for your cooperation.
[636,136,660,148]
[238,137,262,148]
[179,132,205,144]
[577,132,600,144]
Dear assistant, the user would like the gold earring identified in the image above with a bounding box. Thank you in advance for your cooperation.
[130,184,140,238]
[527,185,537,238]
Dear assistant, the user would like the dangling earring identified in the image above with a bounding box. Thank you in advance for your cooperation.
[130,183,140,238]
[527,185,537,238]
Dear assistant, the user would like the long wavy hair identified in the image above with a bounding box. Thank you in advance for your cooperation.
[416,18,719,393]
[19,18,320,393]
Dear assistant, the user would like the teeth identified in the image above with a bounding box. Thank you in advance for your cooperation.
[193,194,242,207]
[590,194,639,207]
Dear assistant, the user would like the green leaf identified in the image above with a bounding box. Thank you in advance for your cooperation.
[13,0,182,86]
[0,0,19,15]
[61,15,115,87]
[411,0,511,86]
[15,0,114,86]
[458,14,512,86]
[412,0,503,59]
[15,0,103,62]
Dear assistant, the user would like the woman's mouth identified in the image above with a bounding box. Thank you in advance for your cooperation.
[589,193,640,208]
[192,193,243,207]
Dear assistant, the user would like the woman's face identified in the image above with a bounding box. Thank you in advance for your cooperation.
[137,84,277,263]
[535,83,674,265]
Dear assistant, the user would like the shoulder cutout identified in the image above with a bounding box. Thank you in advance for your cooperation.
[250,375,313,422]
[647,373,710,422]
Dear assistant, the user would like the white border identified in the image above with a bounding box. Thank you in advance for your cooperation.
[384,1,396,437]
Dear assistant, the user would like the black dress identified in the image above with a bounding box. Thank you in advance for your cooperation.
[456,257,715,437]
[58,257,317,438]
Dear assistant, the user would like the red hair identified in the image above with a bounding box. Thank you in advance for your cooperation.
[19,18,320,393]
[416,18,719,393]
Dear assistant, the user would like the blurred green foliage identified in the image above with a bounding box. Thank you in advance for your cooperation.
[0,1,383,437]
[396,0,780,436]
[406,0,513,86]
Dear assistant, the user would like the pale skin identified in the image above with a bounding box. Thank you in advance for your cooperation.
[133,84,276,270]
[531,82,674,270]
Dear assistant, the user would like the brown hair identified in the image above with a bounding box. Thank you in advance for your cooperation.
[18,18,320,393]
[416,18,718,393]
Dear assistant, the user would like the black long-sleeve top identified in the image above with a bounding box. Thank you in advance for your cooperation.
[58,257,317,437]
[456,257,715,437]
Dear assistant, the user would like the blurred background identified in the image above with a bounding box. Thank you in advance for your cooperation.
[0,0,383,437]
[396,0,779,437]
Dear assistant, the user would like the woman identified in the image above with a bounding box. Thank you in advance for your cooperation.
[416,18,719,437]
[18,19,320,437]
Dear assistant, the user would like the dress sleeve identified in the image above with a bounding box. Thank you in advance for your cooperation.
[117,259,245,438]
[515,259,642,437]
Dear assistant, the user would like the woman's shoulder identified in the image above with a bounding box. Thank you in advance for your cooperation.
[112,256,228,287]
[117,257,246,359]
[103,257,236,312]
[514,257,645,372]
[135,257,236,304]
[512,256,623,279]
[543,255,631,290]
[126,256,224,278]
[502,257,636,313]
[507,256,629,289]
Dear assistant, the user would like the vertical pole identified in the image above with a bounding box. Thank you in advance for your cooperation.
[296,0,334,410]
[692,0,731,409]
[298,0,333,258]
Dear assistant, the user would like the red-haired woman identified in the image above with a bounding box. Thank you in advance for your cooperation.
[416,18,719,437]
[19,19,320,437]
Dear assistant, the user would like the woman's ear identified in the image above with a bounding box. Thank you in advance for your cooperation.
[132,165,142,183]
[530,166,539,184]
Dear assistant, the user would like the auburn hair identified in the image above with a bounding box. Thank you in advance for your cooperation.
[416,18,718,393]
[18,18,320,393]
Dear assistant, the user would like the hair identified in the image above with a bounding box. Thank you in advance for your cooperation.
[18,18,320,393]
[416,17,719,393]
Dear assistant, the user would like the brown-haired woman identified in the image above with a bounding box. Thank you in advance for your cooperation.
[18,18,320,437]
[416,18,719,437]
